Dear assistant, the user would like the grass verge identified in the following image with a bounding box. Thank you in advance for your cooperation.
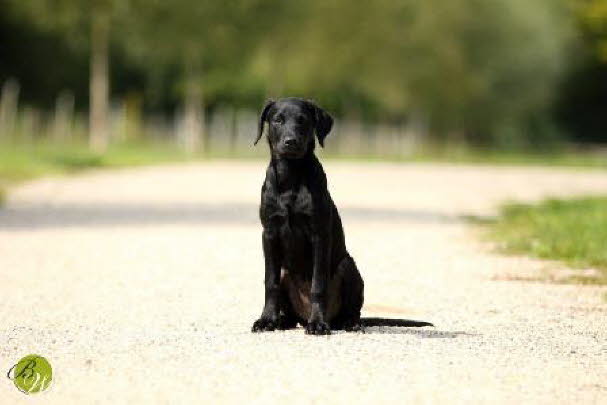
[485,197,607,284]
[0,141,193,202]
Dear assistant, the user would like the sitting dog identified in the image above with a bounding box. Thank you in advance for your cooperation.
[252,97,433,335]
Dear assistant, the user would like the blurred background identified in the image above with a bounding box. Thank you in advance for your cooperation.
[1,0,607,182]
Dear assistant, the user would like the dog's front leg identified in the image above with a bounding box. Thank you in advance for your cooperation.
[252,229,282,332]
[307,230,331,335]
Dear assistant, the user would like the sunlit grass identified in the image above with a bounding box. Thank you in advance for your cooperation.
[488,197,607,284]
[0,140,191,187]
[317,143,607,168]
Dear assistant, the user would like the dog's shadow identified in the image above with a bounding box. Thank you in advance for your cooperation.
[335,328,477,338]
[361,328,476,338]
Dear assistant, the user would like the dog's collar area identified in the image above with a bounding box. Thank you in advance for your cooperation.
[270,156,310,194]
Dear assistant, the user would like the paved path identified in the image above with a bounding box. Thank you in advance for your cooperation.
[1,162,607,404]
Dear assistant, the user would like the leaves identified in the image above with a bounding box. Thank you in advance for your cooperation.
[3,0,579,143]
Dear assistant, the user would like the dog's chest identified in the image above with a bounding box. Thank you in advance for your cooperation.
[270,184,314,239]
[280,184,313,219]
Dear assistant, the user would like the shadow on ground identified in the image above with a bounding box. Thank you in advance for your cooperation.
[0,202,463,229]
[281,327,477,338]
[360,328,478,338]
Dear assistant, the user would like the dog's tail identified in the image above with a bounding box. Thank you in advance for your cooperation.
[360,317,434,328]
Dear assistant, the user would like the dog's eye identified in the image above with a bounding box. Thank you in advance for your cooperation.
[295,115,307,125]
[273,116,283,124]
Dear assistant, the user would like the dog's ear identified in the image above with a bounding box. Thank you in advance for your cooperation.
[312,103,333,147]
[254,99,275,146]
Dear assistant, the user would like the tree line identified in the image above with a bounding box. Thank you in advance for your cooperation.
[1,0,606,150]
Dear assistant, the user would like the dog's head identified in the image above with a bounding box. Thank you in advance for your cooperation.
[254,97,333,159]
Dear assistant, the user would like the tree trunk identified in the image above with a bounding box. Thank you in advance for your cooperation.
[89,6,110,152]
[0,78,19,138]
[180,59,204,154]
[53,90,75,141]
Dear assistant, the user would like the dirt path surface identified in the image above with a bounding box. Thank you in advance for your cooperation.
[1,162,606,404]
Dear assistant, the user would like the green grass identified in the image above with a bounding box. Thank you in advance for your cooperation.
[0,141,193,198]
[405,144,607,168]
[317,143,607,169]
[487,197,607,284]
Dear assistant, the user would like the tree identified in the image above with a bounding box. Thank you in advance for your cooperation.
[553,0,607,143]
[577,0,607,61]
[7,0,129,152]
[4,0,581,147]
[252,0,573,145]
[121,0,274,153]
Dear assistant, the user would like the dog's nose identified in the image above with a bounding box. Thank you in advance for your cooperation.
[284,138,297,147]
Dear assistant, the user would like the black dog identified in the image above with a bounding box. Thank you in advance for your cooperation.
[252,97,433,335]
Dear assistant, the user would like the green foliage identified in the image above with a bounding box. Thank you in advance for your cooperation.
[554,0,607,144]
[576,0,607,61]
[5,0,122,49]
[0,0,590,145]
[489,197,607,282]
[250,0,573,144]
[119,0,275,103]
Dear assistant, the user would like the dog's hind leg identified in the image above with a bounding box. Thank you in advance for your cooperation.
[331,254,365,332]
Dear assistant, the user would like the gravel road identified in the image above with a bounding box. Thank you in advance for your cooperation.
[1,161,606,404]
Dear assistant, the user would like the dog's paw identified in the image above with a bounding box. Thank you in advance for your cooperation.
[251,317,278,332]
[305,320,331,335]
